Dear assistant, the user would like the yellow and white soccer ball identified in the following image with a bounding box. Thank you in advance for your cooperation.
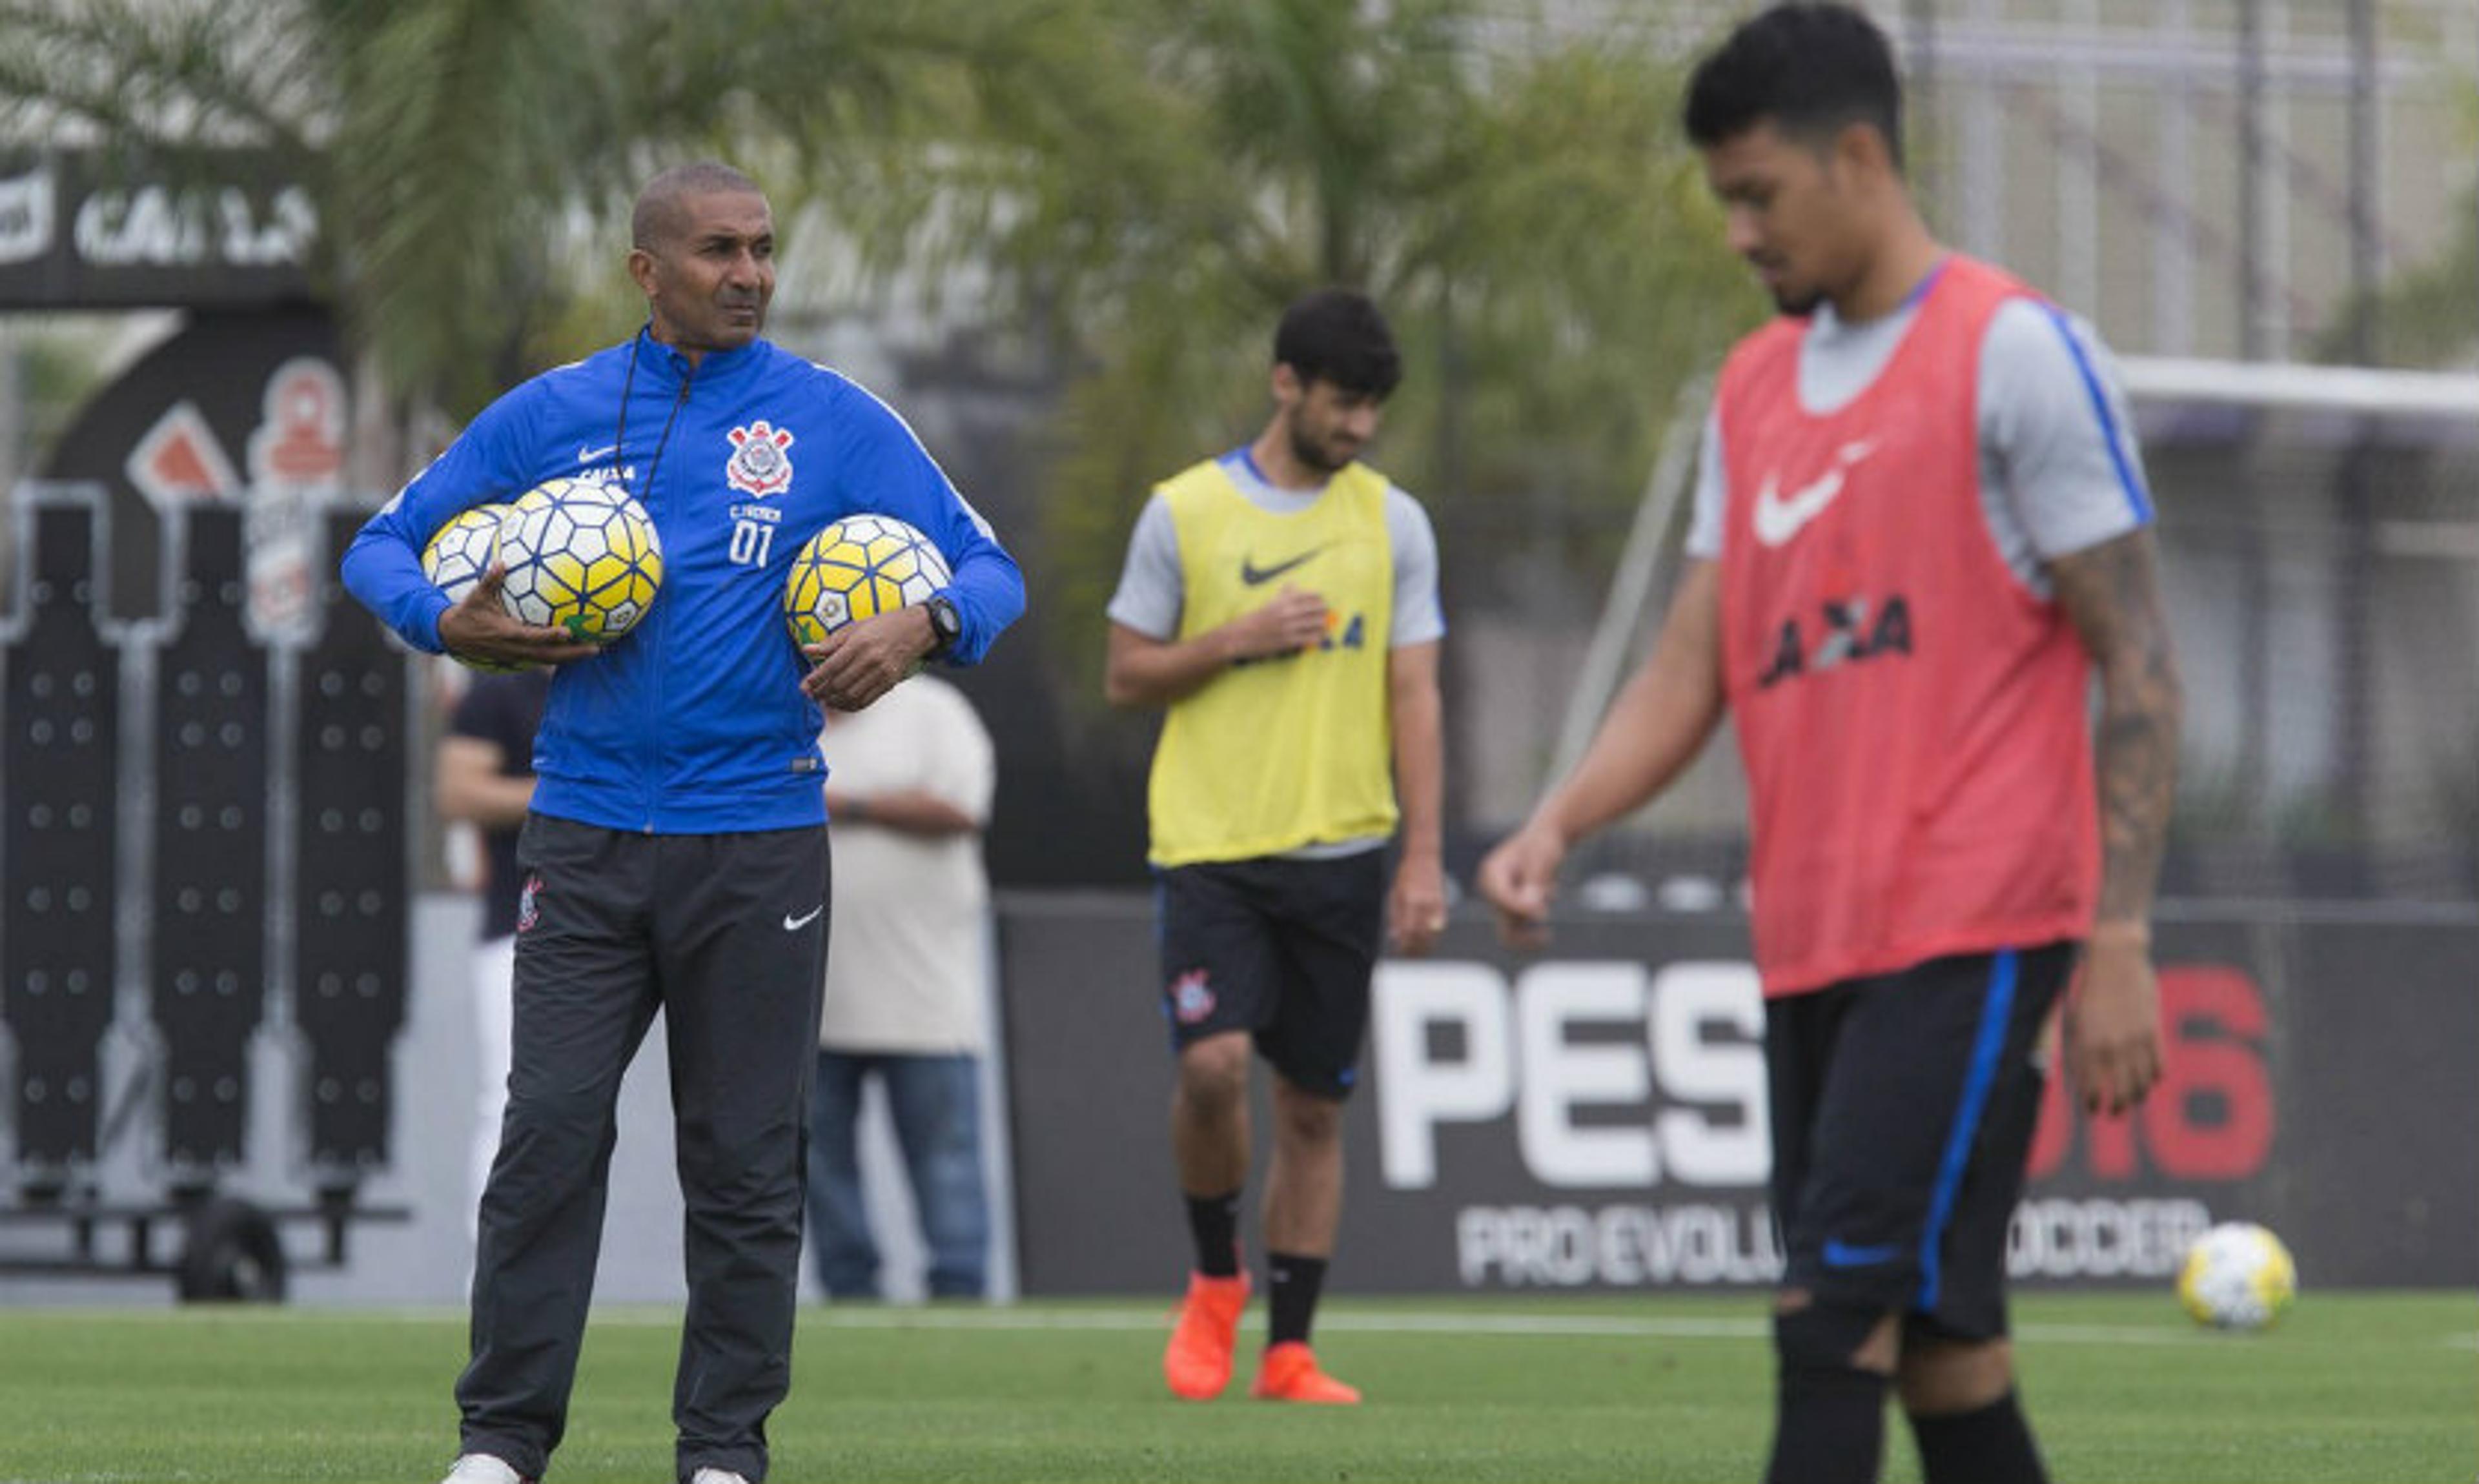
[421,502,530,673]
[496,477,664,644]
[2177,1221,2297,1331]
[782,513,953,648]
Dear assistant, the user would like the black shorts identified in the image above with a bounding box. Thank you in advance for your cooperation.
[1154,852,1385,1101]
[1766,942,2073,1341]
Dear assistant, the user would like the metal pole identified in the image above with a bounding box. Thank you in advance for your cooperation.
[1906,0,1939,217]
[2155,0,2194,355]
[2237,0,2267,361]
[2345,0,2379,364]
[2059,0,2100,318]
[2332,0,2382,886]
[2232,0,2271,848]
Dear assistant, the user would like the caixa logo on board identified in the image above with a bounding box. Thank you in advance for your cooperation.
[1370,957,2278,1286]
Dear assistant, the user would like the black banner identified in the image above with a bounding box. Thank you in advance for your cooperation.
[0,151,316,310]
[996,897,2479,1294]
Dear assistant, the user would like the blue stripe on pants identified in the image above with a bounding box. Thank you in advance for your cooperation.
[1915,948,2018,1312]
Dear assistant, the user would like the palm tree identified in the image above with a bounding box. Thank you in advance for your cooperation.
[3,0,1754,542]
[3,0,1763,876]
[1,0,628,423]
[923,0,1757,697]
[0,0,1090,424]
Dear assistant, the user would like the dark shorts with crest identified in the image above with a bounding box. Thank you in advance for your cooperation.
[1765,941,2074,1342]
[1154,851,1386,1101]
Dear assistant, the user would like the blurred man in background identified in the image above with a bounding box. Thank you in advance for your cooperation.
[807,674,997,1303]
[433,666,551,1232]
[1105,287,1448,1405]
[1478,7,2181,1483]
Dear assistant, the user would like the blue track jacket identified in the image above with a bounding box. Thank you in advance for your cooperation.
[343,329,1025,835]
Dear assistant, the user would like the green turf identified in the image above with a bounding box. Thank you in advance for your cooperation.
[0,1291,2468,1482]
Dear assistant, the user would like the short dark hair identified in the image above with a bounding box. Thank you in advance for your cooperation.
[1684,3,1904,172]
[631,160,765,250]
[1273,288,1402,398]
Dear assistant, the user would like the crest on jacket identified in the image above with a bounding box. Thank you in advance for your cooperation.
[725,421,795,498]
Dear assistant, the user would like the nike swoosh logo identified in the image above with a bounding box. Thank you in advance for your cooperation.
[1752,440,1875,549]
[782,906,824,931]
[1821,1238,1904,1269]
[1240,547,1325,585]
[578,442,618,465]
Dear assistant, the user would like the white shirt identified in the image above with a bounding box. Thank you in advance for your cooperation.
[817,674,995,1055]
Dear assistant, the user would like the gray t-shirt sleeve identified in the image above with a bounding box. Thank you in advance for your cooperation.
[1104,493,1183,640]
[1979,298,2154,586]
[1683,303,2147,586]
[1387,485,1447,647]
[1685,407,1727,562]
[1107,482,1445,646]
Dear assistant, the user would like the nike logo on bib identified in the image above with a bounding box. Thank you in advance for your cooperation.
[1753,440,1875,549]
[577,442,618,465]
[783,906,824,931]
[1240,547,1325,585]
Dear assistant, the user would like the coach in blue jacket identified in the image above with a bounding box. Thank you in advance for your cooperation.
[343,160,1025,1484]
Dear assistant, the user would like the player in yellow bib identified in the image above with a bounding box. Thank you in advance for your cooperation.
[1106,289,1447,1405]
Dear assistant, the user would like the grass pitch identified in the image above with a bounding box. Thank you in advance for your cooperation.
[0,1290,2468,1482]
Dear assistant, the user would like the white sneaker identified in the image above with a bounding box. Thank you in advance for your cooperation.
[441,1455,531,1484]
[688,1472,750,1484]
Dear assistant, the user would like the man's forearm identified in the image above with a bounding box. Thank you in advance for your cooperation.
[2050,531,2184,926]
[2092,644,2182,924]
[1389,653,1445,864]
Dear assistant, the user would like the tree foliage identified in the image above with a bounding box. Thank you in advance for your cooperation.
[909,0,1760,695]
[1,0,1760,624]
[0,0,1050,418]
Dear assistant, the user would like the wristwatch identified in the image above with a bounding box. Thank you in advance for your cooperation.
[923,595,963,659]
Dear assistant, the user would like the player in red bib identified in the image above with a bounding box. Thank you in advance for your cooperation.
[1478,6,2183,1483]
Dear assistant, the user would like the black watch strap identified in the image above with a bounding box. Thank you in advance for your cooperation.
[925,595,963,657]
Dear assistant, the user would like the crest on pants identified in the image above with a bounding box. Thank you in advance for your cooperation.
[1169,968,1215,1024]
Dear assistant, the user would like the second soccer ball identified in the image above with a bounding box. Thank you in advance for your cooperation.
[782,513,954,649]
[421,502,533,674]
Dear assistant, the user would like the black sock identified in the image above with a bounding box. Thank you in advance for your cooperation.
[1765,1365,1887,1484]
[1265,1251,1327,1347]
[1183,1190,1242,1278]
[1910,1390,2047,1484]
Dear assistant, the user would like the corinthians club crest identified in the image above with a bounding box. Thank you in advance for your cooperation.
[725,420,795,497]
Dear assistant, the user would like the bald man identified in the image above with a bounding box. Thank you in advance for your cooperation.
[344,161,1025,1484]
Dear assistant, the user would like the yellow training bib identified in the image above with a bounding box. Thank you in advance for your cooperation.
[1146,457,1398,866]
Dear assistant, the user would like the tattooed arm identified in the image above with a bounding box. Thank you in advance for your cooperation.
[2049,527,2185,1115]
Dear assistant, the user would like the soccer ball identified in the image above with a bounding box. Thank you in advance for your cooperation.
[496,477,664,644]
[422,503,512,604]
[2176,1221,2297,1331]
[782,513,953,648]
[420,503,529,673]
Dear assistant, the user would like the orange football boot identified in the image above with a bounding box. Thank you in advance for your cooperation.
[1163,1271,1250,1399]
[1249,1341,1362,1404]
